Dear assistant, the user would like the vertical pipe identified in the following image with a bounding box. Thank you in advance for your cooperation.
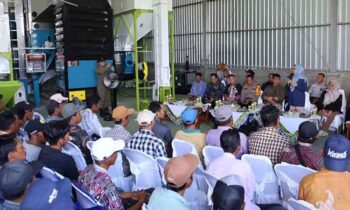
[329,0,338,72]
[133,11,140,111]
[170,12,176,99]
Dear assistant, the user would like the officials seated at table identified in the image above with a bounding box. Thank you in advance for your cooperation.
[203,73,226,104]
[262,73,285,109]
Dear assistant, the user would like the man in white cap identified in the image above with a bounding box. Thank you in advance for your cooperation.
[78,138,148,210]
[127,109,167,158]
[46,93,68,122]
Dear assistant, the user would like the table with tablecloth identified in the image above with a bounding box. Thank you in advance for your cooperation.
[164,102,211,125]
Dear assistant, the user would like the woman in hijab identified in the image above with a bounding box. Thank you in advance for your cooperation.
[318,80,343,136]
[288,64,308,112]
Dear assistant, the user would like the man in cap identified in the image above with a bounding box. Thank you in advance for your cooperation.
[62,102,92,164]
[206,105,248,159]
[175,108,206,162]
[23,119,46,162]
[207,129,259,210]
[298,135,350,209]
[46,93,68,123]
[280,121,322,170]
[21,177,74,210]
[105,105,135,143]
[127,109,167,158]
[79,137,148,210]
[148,154,199,210]
[0,134,26,166]
[0,160,43,209]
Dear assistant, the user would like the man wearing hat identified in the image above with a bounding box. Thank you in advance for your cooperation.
[79,138,148,210]
[127,109,167,158]
[298,135,350,209]
[105,105,135,143]
[175,108,206,163]
[206,105,248,159]
[62,102,92,164]
[280,121,322,170]
[46,93,68,123]
[23,119,46,162]
[0,160,43,209]
[148,154,199,210]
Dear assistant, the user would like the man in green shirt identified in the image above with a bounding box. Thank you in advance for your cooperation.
[262,74,285,109]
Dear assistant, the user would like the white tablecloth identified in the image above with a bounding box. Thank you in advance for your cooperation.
[279,115,320,133]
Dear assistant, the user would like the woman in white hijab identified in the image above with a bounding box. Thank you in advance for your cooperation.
[318,80,343,136]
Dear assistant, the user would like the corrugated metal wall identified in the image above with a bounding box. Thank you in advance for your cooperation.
[173,0,350,71]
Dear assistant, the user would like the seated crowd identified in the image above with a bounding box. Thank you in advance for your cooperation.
[0,63,349,210]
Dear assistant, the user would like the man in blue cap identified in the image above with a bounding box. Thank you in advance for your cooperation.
[298,135,350,209]
[174,108,207,163]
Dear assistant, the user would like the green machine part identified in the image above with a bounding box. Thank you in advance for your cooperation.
[0,52,21,107]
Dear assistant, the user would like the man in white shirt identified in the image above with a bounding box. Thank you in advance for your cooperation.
[80,94,102,139]
[207,129,259,210]
[309,73,326,105]
[23,119,46,161]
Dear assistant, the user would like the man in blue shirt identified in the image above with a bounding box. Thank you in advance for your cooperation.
[189,72,207,98]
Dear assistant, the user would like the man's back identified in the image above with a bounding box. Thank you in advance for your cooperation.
[298,169,350,210]
[249,127,291,164]
[152,119,172,146]
[148,188,189,210]
[80,109,102,137]
[127,130,167,158]
[175,130,206,162]
[280,144,322,170]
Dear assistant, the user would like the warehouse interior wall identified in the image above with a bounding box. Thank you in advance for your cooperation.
[172,0,350,94]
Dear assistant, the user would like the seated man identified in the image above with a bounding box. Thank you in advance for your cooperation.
[105,105,135,143]
[249,105,291,165]
[0,111,17,135]
[23,119,46,162]
[46,93,68,122]
[309,73,326,105]
[280,121,322,170]
[207,129,259,210]
[239,75,258,108]
[148,154,199,210]
[261,73,274,91]
[203,73,226,104]
[127,109,167,158]
[79,137,147,210]
[206,105,248,159]
[149,101,173,147]
[38,120,79,180]
[0,160,43,210]
[262,73,285,108]
[225,74,242,102]
[62,102,92,164]
[175,108,206,162]
[80,94,103,139]
[12,104,30,142]
[298,135,350,209]
[212,178,246,210]
[189,72,207,98]
[13,101,33,125]
[0,134,26,166]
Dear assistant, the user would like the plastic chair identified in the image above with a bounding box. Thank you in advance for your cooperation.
[241,154,281,204]
[99,127,111,138]
[40,167,65,181]
[202,170,218,205]
[304,92,315,112]
[258,91,264,105]
[274,163,315,208]
[72,182,105,210]
[288,198,317,210]
[172,139,204,169]
[202,146,224,167]
[62,141,87,171]
[108,151,133,192]
[123,148,162,190]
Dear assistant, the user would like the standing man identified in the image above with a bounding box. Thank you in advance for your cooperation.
[96,58,112,120]
[189,72,207,99]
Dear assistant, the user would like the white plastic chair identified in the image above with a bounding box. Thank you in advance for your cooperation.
[156,157,170,185]
[304,92,315,112]
[62,141,87,171]
[241,154,281,204]
[99,127,111,138]
[202,146,224,167]
[72,182,104,209]
[258,91,264,105]
[108,151,133,192]
[40,167,65,181]
[288,198,317,210]
[172,139,204,169]
[274,163,316,208]
[203,170,218,205]
[123,148,162,190]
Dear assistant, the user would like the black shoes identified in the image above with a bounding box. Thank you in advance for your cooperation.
[100,108,113,121]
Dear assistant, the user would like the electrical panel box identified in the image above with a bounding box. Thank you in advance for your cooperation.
[25,53,47,73]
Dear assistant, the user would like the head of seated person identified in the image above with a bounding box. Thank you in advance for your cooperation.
[46,100,62,118]
[260,105,280,128]
[149,101,166,121]
[215,106,233,128]
[0,160,43,205]
[44,119,71,149]
[212,175,245,210]
[13,101,33,122]
[90,137,125,169]
[297,121,318,145]
[136,109,156,131]
[86,94,101,113]
[12,107,26,132]
[112,106,135,127]
[62,103,85,126]
[0,134,26,166]
[220,129,241,156]
[25,119,47,146]
[272,73,282,87]
[0,111,17,135]
[210,73,220,85]
[181,108,198,130]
